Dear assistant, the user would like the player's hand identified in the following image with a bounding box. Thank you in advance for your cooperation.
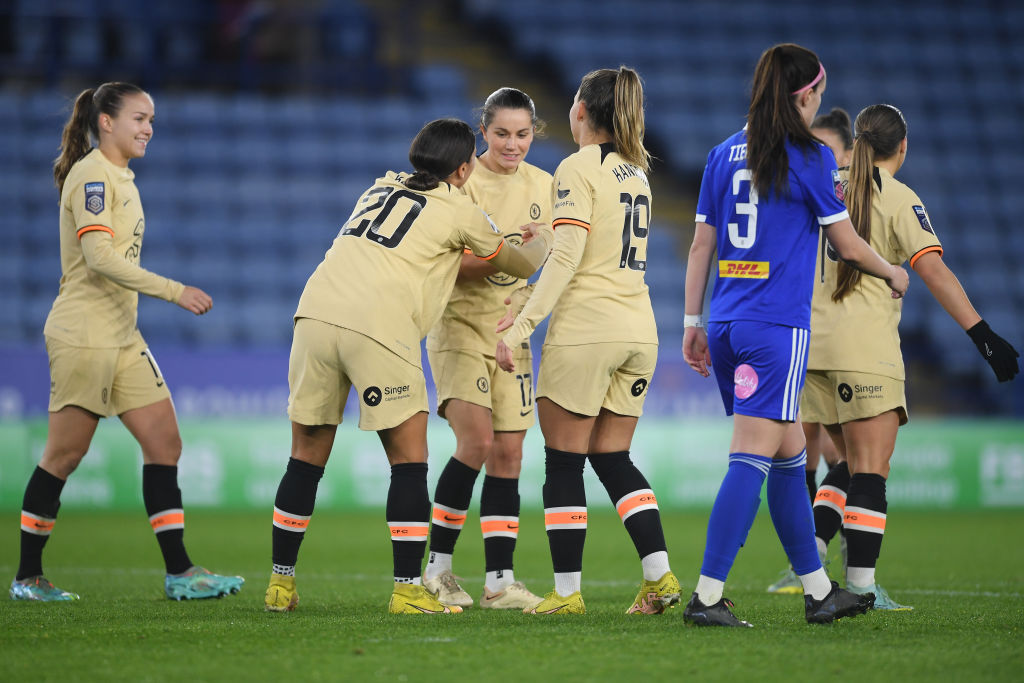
[497,307,515,333]
[497,284,534,333]
[177,286,212,315]
[967,320,1020,382]
[496,340,515,372]
[683,326,712,377]
[519,222,546,244]
[886,265,909,299]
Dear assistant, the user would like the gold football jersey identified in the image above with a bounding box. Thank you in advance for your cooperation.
[503,143,658,348]
[427,159,553,355]
[809,167,943,379]
[296,171,540,368]
[45,149,181,347]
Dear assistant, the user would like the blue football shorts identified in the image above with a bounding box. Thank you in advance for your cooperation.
[707,320,809,422]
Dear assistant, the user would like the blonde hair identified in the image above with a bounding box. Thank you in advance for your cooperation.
[578,66,651,173]
[833,104,907,302]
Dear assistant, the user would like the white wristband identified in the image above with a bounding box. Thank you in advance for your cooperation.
[684,314,704,329]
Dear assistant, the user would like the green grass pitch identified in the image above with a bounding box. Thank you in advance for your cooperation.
[2,508,1022,682]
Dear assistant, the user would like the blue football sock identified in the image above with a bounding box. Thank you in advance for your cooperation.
[700,453,771,581]
[767,450,822,576]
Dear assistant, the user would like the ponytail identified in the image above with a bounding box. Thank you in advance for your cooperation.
[53,81,148,196]
[403,171,442,191]
[579,66,651,174]
[746,43,822,198]
[832,137,875,301]
[832,104,907,302]
[611,67,651,174]
[53,88,96,195]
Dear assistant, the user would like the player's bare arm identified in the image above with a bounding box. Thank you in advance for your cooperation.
[825,218,909,298]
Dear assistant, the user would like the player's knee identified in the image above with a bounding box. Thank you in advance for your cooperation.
[142,432,183,466]
[486,449,522,478]
[455,434,493,467]
[40,444,89,478]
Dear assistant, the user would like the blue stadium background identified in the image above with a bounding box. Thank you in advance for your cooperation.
[1,0,1022,421]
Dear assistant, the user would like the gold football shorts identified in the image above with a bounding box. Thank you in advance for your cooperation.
[46,332,170,417]
[428,344,534,432]
[537,342,657,418]
[288,317,427,431]
[801,369,908,426]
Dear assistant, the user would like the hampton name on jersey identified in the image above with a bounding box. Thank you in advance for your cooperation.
[45,148,184,348]
[502,143,657,348]
[809,167,943,380]
[696,130,849,330]
[296,171,542,368]
[426,160,552,355]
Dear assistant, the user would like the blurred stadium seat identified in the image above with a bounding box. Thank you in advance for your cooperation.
[2,0,1020,414]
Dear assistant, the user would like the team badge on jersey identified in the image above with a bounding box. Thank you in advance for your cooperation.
[831,170,844,201]
[530,202,541,220]
[912,205,936,234]
[84,182,105,215]
[486,233,523,287]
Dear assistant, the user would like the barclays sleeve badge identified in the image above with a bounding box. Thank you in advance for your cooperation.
[831,169,845,201]
[912,205,935,234]
[84,182,105,215]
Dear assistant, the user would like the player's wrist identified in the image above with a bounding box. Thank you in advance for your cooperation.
[966,319,991,343]
[684,314,704,329]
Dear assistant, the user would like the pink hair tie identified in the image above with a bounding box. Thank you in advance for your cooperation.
[792,63,825,95]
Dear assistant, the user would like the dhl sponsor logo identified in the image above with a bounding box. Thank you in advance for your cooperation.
[719,260,769,279]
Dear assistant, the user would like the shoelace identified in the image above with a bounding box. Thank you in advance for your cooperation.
[439,573,462,592]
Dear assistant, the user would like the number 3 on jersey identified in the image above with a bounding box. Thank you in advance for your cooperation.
[728,169,758,248]
[340,187,425,248]
[619,192,650,270]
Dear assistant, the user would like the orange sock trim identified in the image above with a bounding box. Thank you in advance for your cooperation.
[615,489,658,522]
[389,522,429,541]
[272,507,310,532]
[480,516,519,539]
[544,507,587,531]
[843,506,886,534]
[20,511,55,536]
[813,485,847,515]
[149,508,185,533]
[431,504,467,530]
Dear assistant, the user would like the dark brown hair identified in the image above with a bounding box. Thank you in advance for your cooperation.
[833,104,908,302]
[53,82,147,195]
[405,118,476,191]
[578,66,651,173]
[479,87,546,137]
[746,43,822,197]
[811,107,854,158]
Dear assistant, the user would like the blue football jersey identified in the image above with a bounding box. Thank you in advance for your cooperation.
[695,129,848,329]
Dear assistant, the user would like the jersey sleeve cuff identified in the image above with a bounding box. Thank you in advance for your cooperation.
[695,213,707,223]
[552,217,590,232]
[478,239,504,261]
[77,225,114,239]
[909,245,943,269]
[817,209,850,226]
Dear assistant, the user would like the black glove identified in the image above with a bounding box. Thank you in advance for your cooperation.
[967,320,1020,382]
